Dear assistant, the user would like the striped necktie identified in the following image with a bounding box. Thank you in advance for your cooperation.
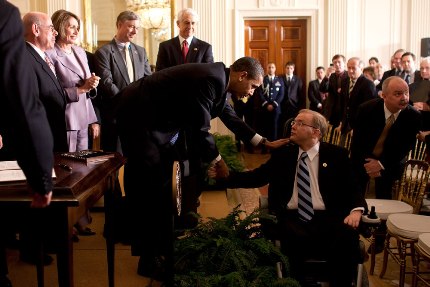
[44,54,56,77]
[297,152,313,221]
[349,79,355,96]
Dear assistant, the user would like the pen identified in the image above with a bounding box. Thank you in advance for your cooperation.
[57,163,72,171]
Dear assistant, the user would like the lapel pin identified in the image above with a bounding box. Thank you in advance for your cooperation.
[322,163,327,167]
[193,48,198,51]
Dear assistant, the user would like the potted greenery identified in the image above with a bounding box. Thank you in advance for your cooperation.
[174,207,300,287]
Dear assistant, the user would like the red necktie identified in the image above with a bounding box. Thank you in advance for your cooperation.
[182,40,189,63]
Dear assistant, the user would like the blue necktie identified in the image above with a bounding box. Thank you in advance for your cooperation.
[297,152,313,221]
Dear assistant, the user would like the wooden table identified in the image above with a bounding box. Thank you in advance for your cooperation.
[0,153,125,287]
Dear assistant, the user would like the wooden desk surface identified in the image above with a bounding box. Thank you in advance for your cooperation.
[0,153,125,206]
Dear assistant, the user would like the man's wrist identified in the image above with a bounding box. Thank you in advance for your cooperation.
[260,137,267,146]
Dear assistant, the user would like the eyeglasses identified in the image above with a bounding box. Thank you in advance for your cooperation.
[291,120,318,129]
[37,24,56,33]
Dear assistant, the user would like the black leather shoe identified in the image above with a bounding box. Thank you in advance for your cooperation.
[137,256,166,281]
[20,252,53,265]
[0,275,12,287]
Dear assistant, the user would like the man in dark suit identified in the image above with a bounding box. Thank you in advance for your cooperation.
[400,52,421,85]
[351,76,422,199]
[23,12,68,152]
[117,57,289,283]
[0,3,55,286]
[155,8,214,231]
[308,66,325,113]
[339,57,376,134]
[376,49,405,95]
[211,109,367,286]
[94,11,152,153]
[258,62,284,141]
[319,54,348,127]
[279,61,303,137]
[155,8,213,71]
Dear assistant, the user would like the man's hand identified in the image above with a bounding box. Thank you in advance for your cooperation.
[413,102,429,111]
[417,131,430,142]
[90,123,100,139]
[31,191,52,208]
[344,210,362,228]
[364,158,382,178]
[0,134,3,149]
[208,159,230,180]
[265,138,290,149]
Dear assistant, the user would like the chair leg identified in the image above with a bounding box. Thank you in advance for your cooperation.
[369,234,376,275]
[398,240,407,287]
[379,233,391,278]
[412,251,419,287]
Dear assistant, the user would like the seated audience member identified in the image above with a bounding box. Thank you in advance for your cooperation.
[210,109,367,287]
[363,66,378,85]
[351,76,421,199]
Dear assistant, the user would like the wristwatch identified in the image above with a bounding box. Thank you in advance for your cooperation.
[260,137,267,146]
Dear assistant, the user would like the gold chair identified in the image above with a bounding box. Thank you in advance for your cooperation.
[343,129,353,155]
[322,123,333,143]
[412,233,430,287]
[378,160,430,287]
[408,138,427,161]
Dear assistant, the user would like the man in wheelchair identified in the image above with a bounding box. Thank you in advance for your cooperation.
[210,109,368,286]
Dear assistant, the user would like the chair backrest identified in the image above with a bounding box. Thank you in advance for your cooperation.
[283,117,294,138]
[392,159,430,214]
[322,124,333,143]
[343,130,353,154]
[408,138,427,161]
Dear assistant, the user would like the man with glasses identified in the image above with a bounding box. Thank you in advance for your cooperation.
[23,12,68,152]
[210,109,367,286]
[19,11,68,267]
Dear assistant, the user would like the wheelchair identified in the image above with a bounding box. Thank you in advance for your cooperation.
[259,195,370,287]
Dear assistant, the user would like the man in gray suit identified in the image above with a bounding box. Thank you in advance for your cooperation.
[155,8,213,71]
[94,11,152,153]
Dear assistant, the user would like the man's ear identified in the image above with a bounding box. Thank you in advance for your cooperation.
[238,71,248,81]
[32,23,39,35]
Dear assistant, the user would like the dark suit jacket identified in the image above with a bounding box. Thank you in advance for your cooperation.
[94,39,151,151]
[376,68,398,92]
[281,74,303,113]
[226,142,367,220]
[155,36,214,71]
[0,0,53,194]
[340,75,376,133]
[117,62,256,163]
[320,71,348,126]
[308,79,322,111]
[351,98,422,180]
[25,43,68,152]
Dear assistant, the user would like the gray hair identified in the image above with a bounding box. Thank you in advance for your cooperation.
[230,57,264,80]
[116,11,140,27]
[177,8,199,23]
[298,109,328,138]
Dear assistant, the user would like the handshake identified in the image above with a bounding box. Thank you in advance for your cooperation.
[207,158,230,180]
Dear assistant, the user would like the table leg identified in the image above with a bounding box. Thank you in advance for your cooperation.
[104,175,116,287]
[56,207,73,287]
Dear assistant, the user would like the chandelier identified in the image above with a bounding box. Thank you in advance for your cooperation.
[126,0,171,41]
